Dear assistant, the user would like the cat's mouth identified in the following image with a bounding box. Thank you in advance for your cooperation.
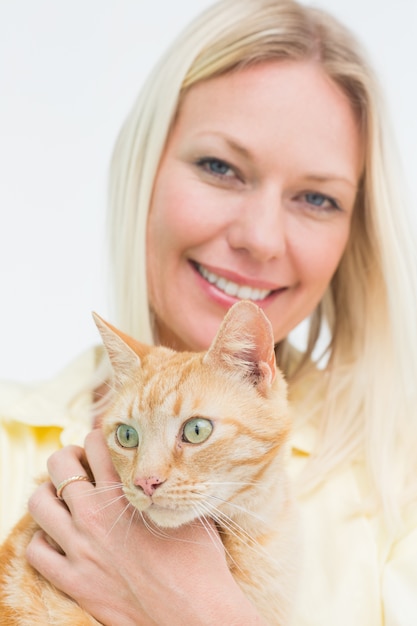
[125,490,193,521]
[192,261,282,302]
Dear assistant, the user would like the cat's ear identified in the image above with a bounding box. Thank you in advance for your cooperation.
[203,301,277,395]
[92,312,148,385]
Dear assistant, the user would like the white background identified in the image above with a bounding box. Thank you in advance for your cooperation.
[1,0,416,382]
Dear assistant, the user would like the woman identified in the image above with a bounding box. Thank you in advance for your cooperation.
[2,0,417,623]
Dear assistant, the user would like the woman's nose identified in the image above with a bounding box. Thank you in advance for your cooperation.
[226,187,287,262]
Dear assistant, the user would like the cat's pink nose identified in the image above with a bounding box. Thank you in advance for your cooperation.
[134,476,165,497]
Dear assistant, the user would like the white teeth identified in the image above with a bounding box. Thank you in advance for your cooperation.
[197,265,272,301]
[224,281,238,296]
[236,286,252,299]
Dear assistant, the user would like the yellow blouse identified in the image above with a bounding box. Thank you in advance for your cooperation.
[1,347,416,625]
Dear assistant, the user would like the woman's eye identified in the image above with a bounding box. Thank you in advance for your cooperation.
[304,192,340,211]
[116,424,139,448]
[182,418,213,444]
[196,157,235,178]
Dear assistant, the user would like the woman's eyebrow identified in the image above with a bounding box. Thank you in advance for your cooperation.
[304,173,359,189]
[195,131,252,159]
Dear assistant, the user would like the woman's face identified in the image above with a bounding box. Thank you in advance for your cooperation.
[147,61,363,351]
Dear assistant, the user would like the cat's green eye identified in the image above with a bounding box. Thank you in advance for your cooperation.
[182,418,213,444]
[116,424,139,448]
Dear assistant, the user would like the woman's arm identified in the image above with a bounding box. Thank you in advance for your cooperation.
[26,429,266,626]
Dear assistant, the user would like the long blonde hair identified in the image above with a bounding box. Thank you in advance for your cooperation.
[107,0,417,526]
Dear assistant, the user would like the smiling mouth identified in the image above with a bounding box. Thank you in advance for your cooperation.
[194,262,277,302]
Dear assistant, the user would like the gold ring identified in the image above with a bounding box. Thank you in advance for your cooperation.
[56,475,92,500]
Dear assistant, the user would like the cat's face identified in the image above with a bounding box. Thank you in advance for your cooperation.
[95,301,289,528]
[102,349,288,528]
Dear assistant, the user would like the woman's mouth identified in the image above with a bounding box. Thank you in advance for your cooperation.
[194,262,275,302]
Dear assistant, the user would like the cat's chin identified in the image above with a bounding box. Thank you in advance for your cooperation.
[144,506,197,529]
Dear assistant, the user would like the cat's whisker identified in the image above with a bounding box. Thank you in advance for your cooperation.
[92,485,125,497]
[59,481,125,505]
[195,491,266,524]
[195,495,268,555]
[105,500,134,537]
[212,514,267,571]
[203,480,261,487]
[190,504,223,546]
[84,493,130,522]
[94,480,124,489]
[193,509,226,556]
[139,512,176,540]
[140,509,221,546]
[210,506,284,571]
[195,503,246,576]
[212,508,257,548]
[122,506,142,548]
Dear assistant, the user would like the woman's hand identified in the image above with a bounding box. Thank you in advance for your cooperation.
[26,429,264,626]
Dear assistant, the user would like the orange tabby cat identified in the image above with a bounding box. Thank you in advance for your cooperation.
[0,301,299,625]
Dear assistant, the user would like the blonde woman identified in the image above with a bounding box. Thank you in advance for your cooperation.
[2,0,416,623]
